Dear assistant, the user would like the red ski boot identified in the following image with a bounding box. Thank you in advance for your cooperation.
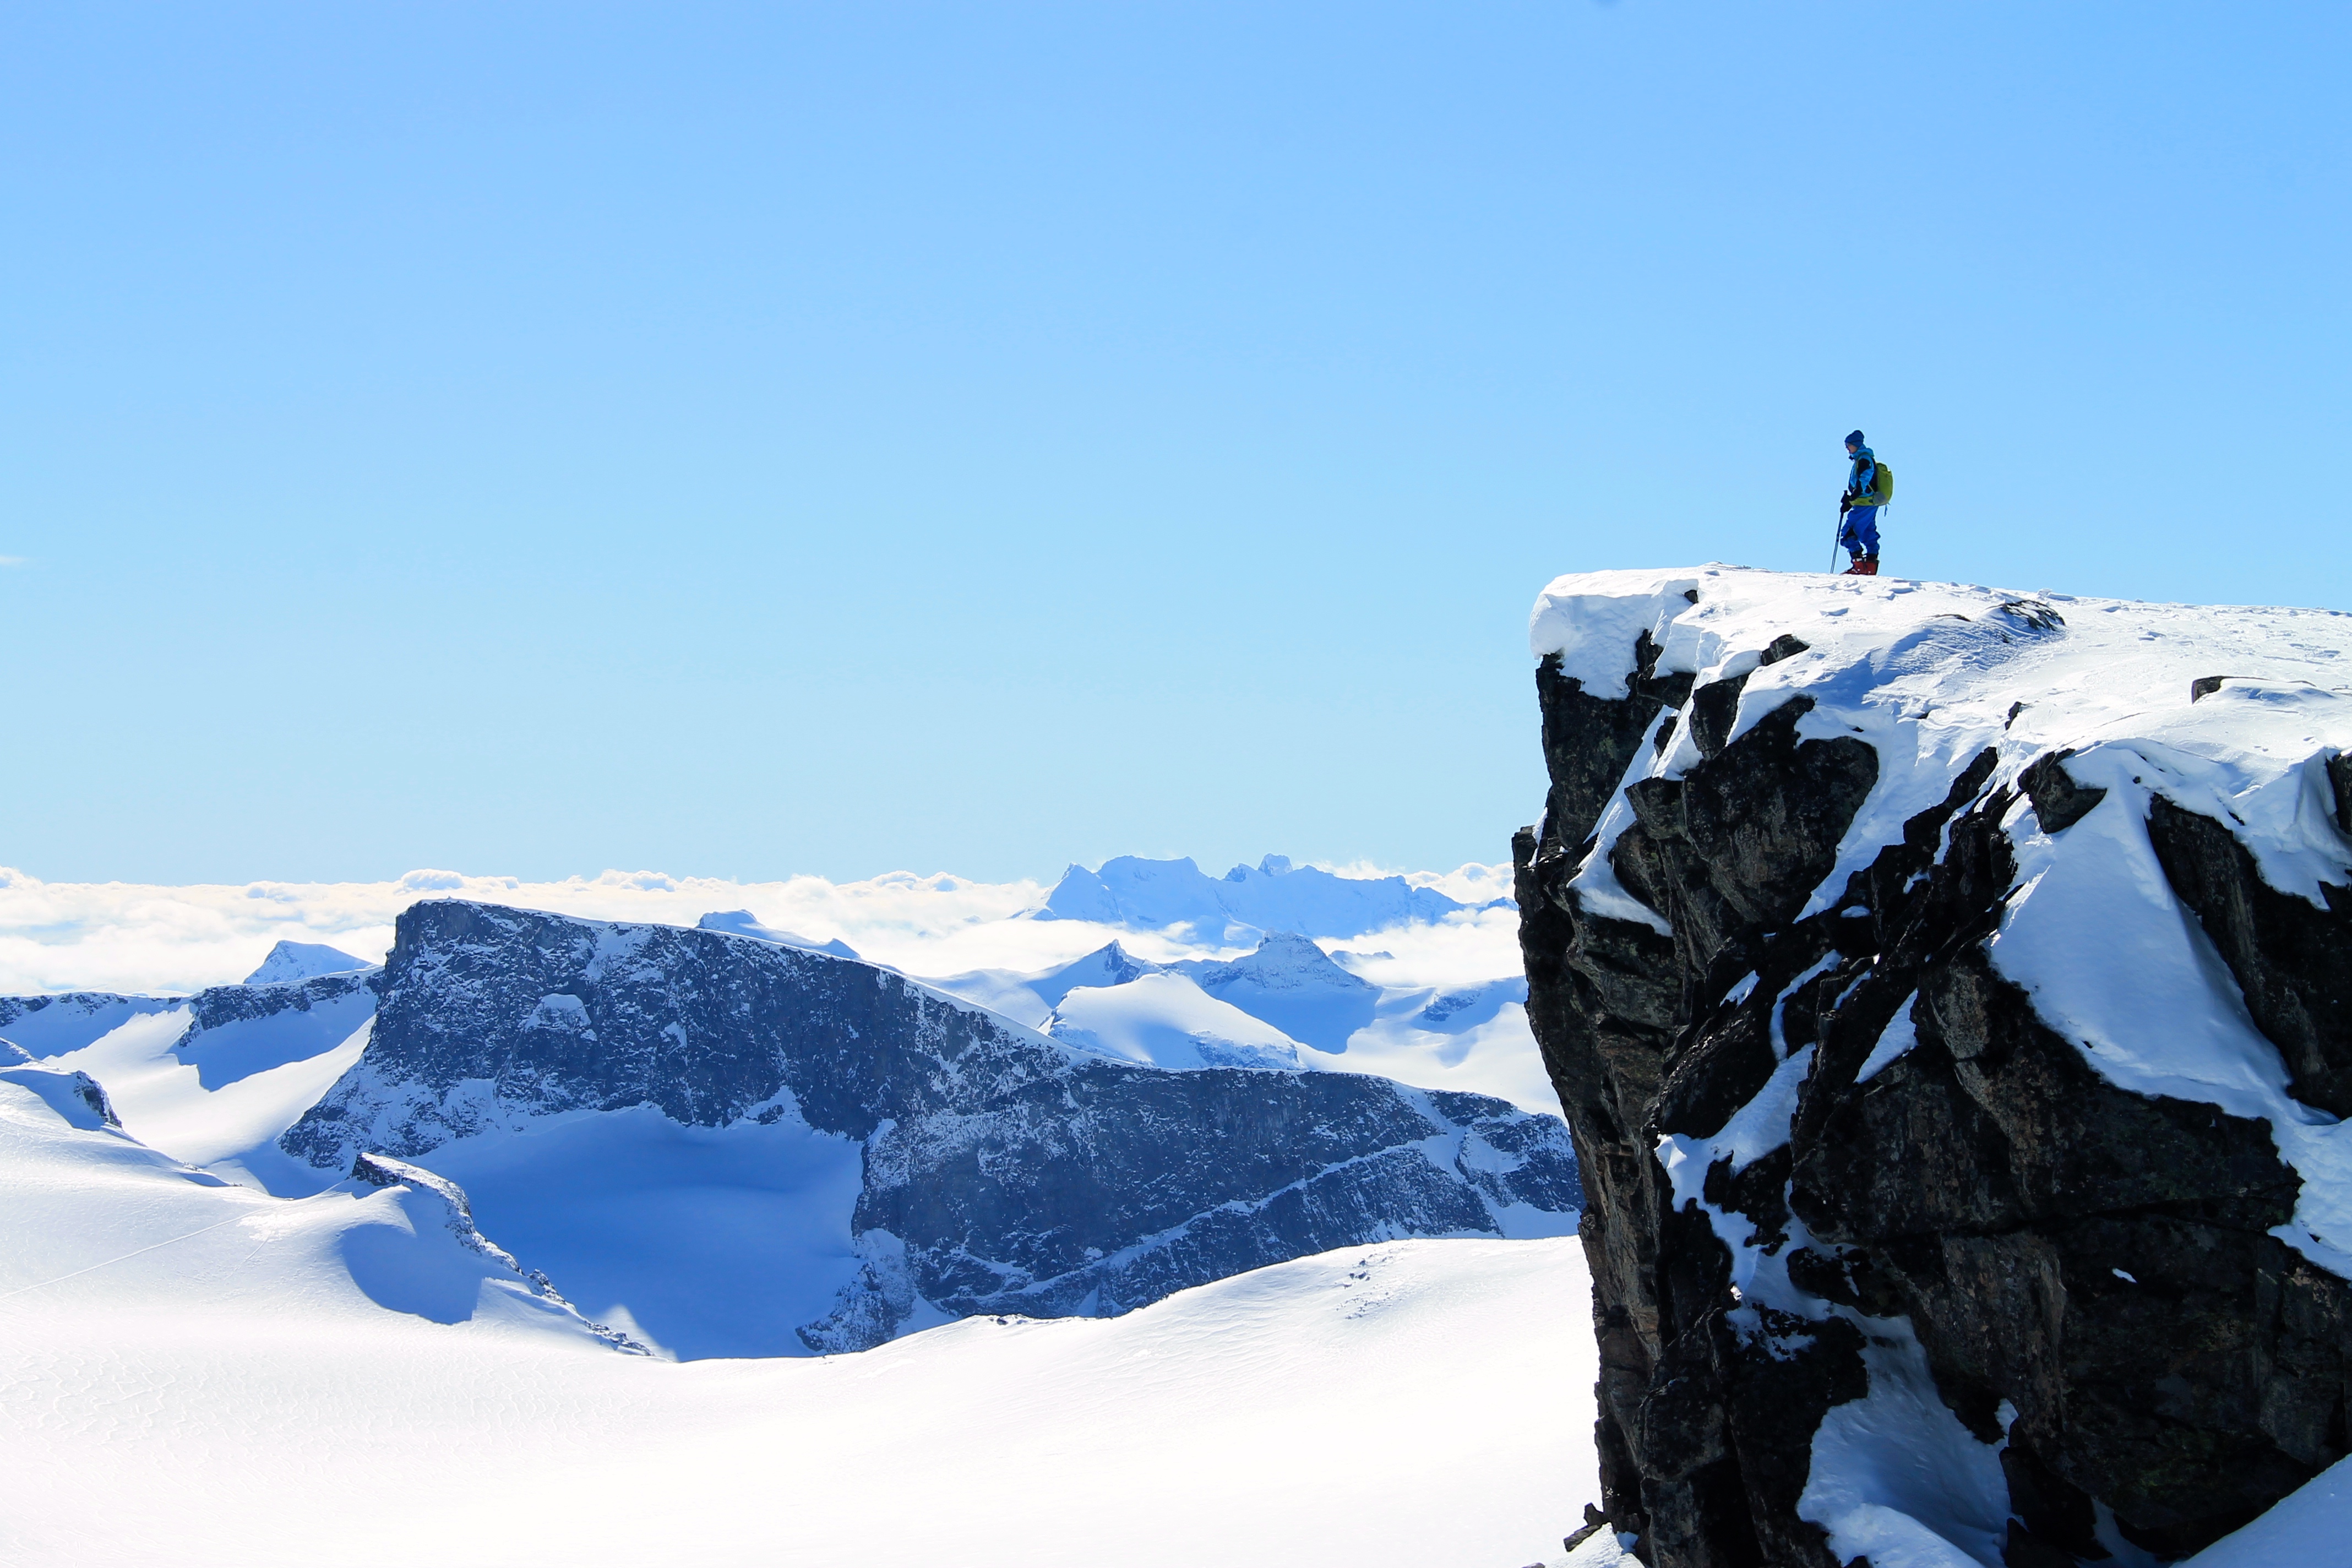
[1841,555,1879,576]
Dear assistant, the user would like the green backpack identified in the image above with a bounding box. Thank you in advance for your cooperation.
[1853,456,1891,505]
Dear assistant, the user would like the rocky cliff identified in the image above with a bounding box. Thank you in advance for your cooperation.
[282,900,1581,1351]
[1516,568,2352,1566]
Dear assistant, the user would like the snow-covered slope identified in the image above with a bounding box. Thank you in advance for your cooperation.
[1173,928,1380,1048]
[0,990,181,1057]
[1047,972,1303,1069]
[0,1066,635,1360]
[2,1111,1602,1568]
[919,938,1165,1027]
[1518,565,2352,1566]
[929,929,1555,1109]
[0,913,1595,1566]
[0,972,375,1185]
[242,939,371,983]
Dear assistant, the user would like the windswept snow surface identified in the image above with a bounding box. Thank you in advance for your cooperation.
[2182,1455,2352,1566]
[0,1071,1600,1568]
[413,1103,869,1361]
[0,980,374,1183]
[1533,564,2352,1565]
[0,1072,631,1360]
[1047,972,1303,1069]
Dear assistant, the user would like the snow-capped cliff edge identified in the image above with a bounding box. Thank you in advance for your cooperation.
[1516,567,2352,1566]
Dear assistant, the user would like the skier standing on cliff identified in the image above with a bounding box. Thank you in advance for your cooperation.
[1838,429,1889,575]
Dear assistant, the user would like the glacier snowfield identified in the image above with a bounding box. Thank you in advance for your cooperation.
[0,1064,1598,1567]
[0,853,1597,1565]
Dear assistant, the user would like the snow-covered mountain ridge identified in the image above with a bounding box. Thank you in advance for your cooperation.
[0,855,1516,1000]
[271,899,1578,1354]
[2,852,1551,1111]
[1517,567,2352,1566]
[1036,852,1498,941]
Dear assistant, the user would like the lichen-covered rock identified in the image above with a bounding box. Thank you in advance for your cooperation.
[1516,568,2352,1566]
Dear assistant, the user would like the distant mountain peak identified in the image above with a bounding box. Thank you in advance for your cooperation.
[1170,931,1378,1050]
[1188,930,1372,996]
[1036,854,1469,939]
[1080,939,1160,988]
[243,940,373,986]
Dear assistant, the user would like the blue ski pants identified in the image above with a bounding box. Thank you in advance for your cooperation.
[1839,505,1881,559]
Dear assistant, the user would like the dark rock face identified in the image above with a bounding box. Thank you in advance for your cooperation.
[1516,642,2352,1565]
[2019,748,2108,836]
[284,900,1581,1351]
[1538,630,1694,852]
[2147,796,2352,1118]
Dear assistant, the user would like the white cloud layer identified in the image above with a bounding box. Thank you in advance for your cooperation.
[0,861,1520,998]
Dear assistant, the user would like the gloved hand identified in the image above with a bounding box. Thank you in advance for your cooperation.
[1839,496,1852,513]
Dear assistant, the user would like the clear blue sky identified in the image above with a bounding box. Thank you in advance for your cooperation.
[5,2,2345,885]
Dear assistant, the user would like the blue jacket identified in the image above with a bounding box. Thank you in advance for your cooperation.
[1845,445,1877,506]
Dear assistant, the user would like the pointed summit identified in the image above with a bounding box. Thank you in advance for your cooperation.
[243,940,373,986]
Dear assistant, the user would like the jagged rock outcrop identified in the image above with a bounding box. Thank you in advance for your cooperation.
[283,900,1581,1351]
[0,1047,122,1130]
[1516,569,2352,1566]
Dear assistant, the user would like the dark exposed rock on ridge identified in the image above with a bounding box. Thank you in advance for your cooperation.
[0,990,181,1053]
[0,970,377,1090]
[177,969,378,1088]
[1516,618,2352,1565]
[2146,797,2352,1119]
[283,900,1581,1351]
